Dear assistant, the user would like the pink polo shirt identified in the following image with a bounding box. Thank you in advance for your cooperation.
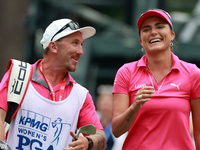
[0,60,103,130]
[113,52,200,150]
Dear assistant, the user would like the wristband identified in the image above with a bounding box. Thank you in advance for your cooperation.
[86,137,93,150]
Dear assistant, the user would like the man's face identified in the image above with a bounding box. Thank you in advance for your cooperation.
[55,31,84,72]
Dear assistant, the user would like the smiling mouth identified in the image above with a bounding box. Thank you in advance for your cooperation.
[150,39,161,43]
[72,57,79,62]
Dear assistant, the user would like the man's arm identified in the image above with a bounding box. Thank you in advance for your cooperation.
[65,129,106,150]
[0,108,6,141]
[88,129,106,150]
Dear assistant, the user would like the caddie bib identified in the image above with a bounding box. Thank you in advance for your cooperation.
[6,82,87,150]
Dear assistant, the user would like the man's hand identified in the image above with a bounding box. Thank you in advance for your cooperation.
[0,140,11,150]
[63,131,88,150]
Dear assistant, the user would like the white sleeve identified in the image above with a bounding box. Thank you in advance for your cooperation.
[111,132,127,150]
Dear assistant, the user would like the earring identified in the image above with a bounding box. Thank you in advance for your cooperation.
[170,42,173,46]
[141,48,144,52]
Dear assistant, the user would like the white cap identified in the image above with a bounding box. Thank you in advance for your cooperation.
[40,19,96,49]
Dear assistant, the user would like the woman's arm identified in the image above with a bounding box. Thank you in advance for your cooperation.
[191,97,200,150]
[112,86,154,137]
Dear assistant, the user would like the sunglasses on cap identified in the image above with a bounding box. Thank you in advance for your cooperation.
[51,21,80,41]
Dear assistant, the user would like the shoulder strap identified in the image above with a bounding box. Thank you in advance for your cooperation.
[4,59,33,134]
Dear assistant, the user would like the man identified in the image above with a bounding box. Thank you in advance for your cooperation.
[96,85,127,150]
[0,19,106,150]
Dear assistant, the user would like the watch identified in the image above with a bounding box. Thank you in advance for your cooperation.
[86,137,93,150]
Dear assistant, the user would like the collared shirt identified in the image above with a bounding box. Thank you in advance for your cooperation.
[113,52,200,150]
[31,59,76,101]
[0,59,103,131]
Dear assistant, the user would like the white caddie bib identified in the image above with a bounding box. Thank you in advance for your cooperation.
[6,82,87,150]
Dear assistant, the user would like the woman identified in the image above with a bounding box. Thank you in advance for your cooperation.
[112,9,200,150]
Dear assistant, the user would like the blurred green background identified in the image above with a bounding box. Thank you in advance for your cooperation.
[0,0,200,101]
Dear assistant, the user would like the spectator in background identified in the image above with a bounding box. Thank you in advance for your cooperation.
[96,85,127,150]
[190,112,196,150]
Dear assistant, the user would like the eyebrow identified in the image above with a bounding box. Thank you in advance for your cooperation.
[72,38,84,44]
[141,22,166,30]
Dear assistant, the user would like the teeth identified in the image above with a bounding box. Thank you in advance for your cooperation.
[150,39,161,43]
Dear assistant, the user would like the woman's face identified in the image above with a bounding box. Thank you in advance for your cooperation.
[139,16,175,54]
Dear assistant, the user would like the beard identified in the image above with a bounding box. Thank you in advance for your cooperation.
[66,64,77,72]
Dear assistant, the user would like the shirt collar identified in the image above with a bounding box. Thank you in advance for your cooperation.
[137,52,180,71]
[32,59,76,86]
[171,52,180,70]
[138,54,147,67]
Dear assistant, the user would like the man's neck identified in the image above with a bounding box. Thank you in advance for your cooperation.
[37,59,67,87]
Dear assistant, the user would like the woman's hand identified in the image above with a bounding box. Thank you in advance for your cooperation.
[132,86,154,111]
